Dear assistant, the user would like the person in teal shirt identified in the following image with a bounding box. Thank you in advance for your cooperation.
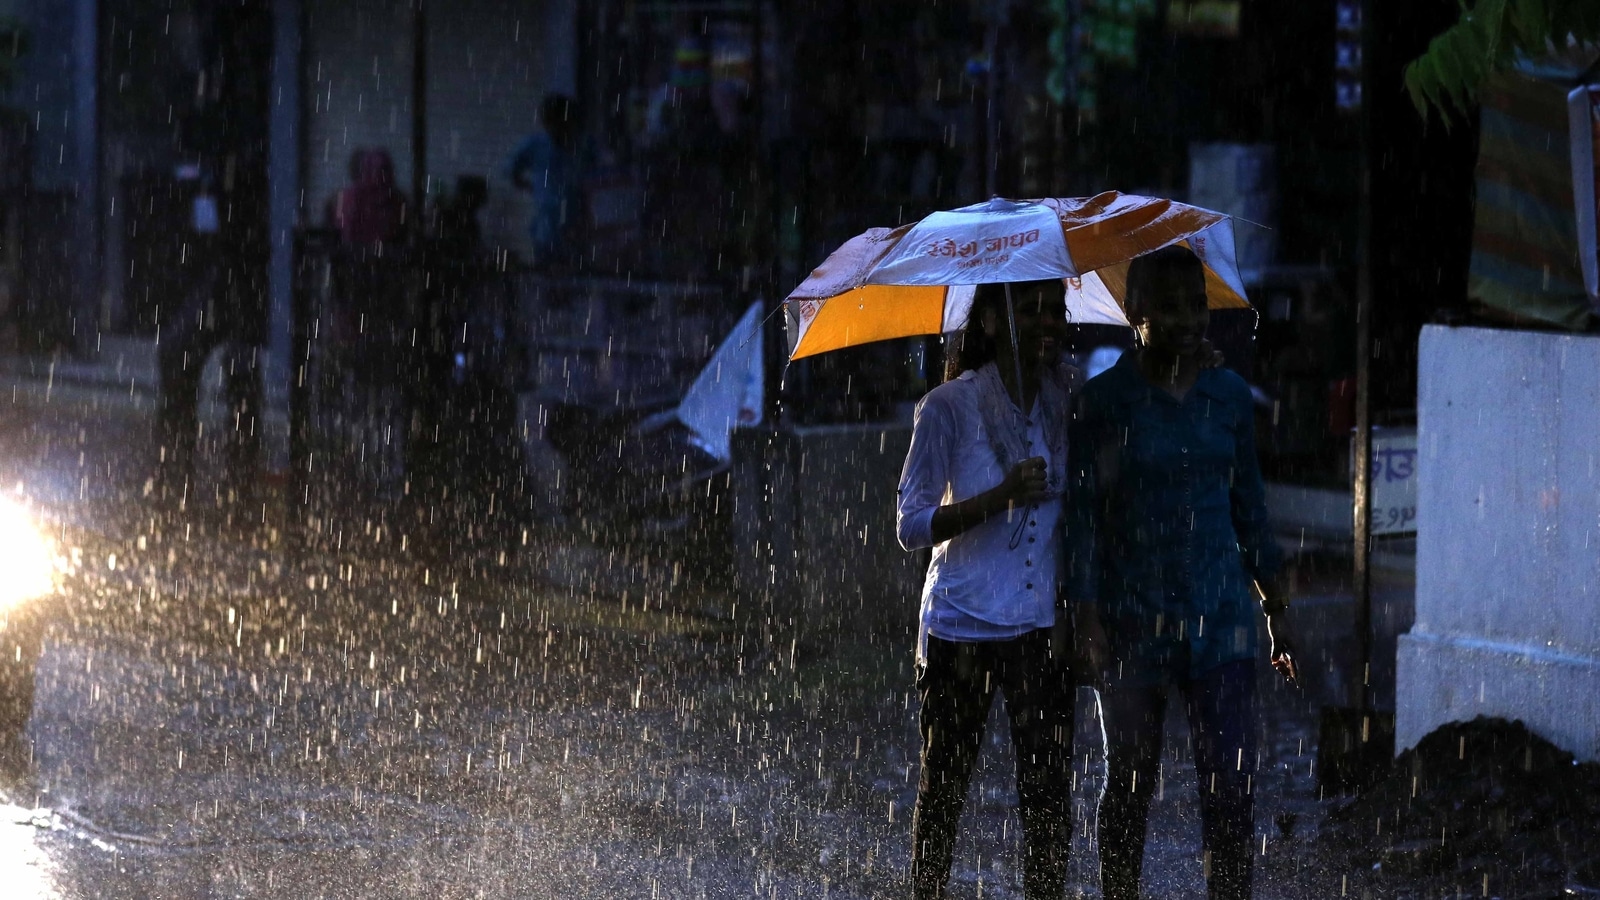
[1067,244,1298,900]
[508,95,583,271]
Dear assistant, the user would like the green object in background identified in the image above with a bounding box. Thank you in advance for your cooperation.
[1404,0,1600,124]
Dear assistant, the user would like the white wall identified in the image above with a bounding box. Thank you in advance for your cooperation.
[303,0,574,256]
[304,0,418,224]
[1398,325,1600,760]
[6,0,84,191]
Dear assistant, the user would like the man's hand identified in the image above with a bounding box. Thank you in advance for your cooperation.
[1074,604,1111,683]
[1267,611,1299,684]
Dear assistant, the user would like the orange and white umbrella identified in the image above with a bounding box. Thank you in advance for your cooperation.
[784,192,1252,360]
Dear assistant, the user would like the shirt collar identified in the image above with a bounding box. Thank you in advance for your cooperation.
[1106,349,1231,404]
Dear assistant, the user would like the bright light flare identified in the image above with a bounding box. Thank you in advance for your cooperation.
[0,500,57,610]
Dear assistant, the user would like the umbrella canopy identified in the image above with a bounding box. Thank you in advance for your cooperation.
[784,192,1252,360]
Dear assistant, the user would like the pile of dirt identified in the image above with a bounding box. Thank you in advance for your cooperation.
[1326,716,1600,897]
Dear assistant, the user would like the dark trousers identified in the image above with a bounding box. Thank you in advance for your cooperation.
[1096,659,1257,900]
[911,629,1074,900]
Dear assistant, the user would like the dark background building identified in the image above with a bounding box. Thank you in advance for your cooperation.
[0,0,1483,490]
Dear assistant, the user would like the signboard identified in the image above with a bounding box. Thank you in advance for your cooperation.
[1359,427,1417,536]
[1167,0,1241,38]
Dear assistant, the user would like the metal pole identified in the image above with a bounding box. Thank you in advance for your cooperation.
[73,0,101,343]
[411,0,428,220]
[268,0,302,479]
[984,20,1000,198]
[1351,0,1375,723]
[1003,282,1024,404]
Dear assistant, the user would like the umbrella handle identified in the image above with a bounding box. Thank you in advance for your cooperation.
[1003,282,1025,410]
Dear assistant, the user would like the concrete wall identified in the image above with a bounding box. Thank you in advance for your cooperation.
[5,0,87,192]
[1398,325,1600,760]
[4,0,99,340]
[303,0,573,257]
[304,0,418,220]
[730,425,926,646]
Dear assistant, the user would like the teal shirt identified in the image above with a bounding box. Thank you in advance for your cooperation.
[1065,352,1282,679]
[507,133,577,265]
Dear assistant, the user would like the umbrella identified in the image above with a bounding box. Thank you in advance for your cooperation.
[784,192,1252,362]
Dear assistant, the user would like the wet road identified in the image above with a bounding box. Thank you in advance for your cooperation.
[0,377,1372,898]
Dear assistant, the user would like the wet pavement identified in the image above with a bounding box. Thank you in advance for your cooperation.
[0,371,1412,898]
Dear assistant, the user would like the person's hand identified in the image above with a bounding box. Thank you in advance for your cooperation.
[1266,611,1299,685]
[997,456,1049,507]
[1198,338,1227,370]
[1074,604,1111,683]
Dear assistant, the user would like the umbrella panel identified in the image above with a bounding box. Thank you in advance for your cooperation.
[785,195,1253,361]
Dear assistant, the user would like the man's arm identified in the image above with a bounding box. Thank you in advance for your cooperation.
[1227,376,1297,682]
[1227,375,1286,598]
[1063,389,1106,608]
[1064,387,1115,675]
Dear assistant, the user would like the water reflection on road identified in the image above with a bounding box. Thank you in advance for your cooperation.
[0,802,62,897]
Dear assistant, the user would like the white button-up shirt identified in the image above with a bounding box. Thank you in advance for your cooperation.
[896,372,1061,656]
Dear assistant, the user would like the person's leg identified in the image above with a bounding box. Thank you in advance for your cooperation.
[999,629,1074,900]
[219,340,262,505]
[911,637,996,900]
[1182,659,1258,900]
[157,341,208,504]
[1096,671,1168,900]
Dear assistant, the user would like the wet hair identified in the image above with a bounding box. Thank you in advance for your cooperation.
[943,279,1063,382]
[1124,244,1207,323]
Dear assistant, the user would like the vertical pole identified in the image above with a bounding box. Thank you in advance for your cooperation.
[757,0,783,428]
[72,0,100,344]
[984,19,1000,198]
[1351,0,1375,723]
[411,0,428,219]
[407,0,428,493]
[1003,282,1024,401]
[268,0,302,479]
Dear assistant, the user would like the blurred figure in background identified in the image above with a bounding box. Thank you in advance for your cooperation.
[333,148,407,247]
[328,148,413,496]
[418,175,527,528]
[508,95,584,273]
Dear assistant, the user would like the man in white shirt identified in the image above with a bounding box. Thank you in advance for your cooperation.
[897,279,1081,900]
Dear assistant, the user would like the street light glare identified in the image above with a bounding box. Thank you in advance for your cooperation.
[0,499,56,610]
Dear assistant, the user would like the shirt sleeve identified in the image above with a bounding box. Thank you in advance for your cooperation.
[1063,386,1104,606]
[1228,378,1284,582]
[896,393,956,552]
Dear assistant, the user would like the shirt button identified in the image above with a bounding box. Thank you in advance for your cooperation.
[1028,537,1036,543]
[1029,520,1037,526]
[1025,559,1033,567]
[1026,583,1034,590]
